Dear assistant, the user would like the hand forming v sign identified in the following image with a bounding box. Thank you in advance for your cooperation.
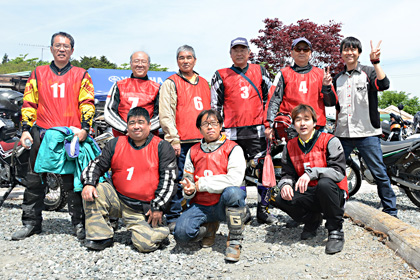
[323,66,332,86]
[370,40,382,61]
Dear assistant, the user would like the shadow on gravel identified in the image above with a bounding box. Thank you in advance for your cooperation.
[261,222,328,249]
[42,218,73,235]
[169,234,227,255]
[0,201,22,210]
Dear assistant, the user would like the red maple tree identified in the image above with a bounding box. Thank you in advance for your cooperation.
[250,19,344,78]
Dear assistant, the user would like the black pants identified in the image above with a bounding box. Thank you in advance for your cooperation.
[21,126,84,227]
[235,137,266,160]
[271,177,345,231]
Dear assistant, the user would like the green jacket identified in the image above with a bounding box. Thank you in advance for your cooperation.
[34,127,103,192]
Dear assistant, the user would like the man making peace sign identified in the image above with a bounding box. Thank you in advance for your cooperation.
[322,37,398,217]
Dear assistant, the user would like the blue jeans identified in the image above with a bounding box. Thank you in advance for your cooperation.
[174,187,246,243]
[339,136,397,216]
[165,142,195,224]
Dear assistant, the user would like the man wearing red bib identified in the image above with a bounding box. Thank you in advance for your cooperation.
[211,37,276,224]
[81,107,177,251]
[159,45,211,231]
[271,104,347,254]
[265,38,338,137]
[12,32,95,241]
[174,109,246,262]
[105,51,160,136]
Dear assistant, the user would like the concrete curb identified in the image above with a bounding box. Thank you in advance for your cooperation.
[345,201,420,271]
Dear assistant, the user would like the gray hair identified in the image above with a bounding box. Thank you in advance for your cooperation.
[130,51,151,64]
[176,45,196,59]
[51,32,75,48]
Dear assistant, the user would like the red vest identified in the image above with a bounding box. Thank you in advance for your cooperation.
[217,64,264,128]
[287,133,348,194]
[168,74,211,141]
[116,78,160,121]
[111,136,161,201]
[280,66,327,126]
[190,138,238,206]
[35,65,88,129]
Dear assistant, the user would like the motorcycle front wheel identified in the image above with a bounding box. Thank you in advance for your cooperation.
[44,173,68,211]
[405,163,420,208]
[346,159,362,197]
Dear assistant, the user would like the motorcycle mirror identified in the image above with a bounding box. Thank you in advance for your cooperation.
[398,104,404,111]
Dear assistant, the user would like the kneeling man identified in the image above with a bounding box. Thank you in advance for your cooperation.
[81,107,177,252]
[271,104,348,254]
[174,109,247,262]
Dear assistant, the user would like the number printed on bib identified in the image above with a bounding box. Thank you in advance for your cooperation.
[128,97,139,108]
[193,96,203,110]
[299,81,308,94]
[51,83,65,98]
[240,86,249,99]
[203,170,213,177]
[126,167,134,180]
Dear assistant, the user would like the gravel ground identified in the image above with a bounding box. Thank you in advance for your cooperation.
[0,185,419,280]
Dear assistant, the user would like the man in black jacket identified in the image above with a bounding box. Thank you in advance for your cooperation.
[81,107,177,251]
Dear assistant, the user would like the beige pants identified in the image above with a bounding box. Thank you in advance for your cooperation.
[83,182,169,252]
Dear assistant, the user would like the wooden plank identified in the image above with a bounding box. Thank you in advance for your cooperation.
[345,201,420,271]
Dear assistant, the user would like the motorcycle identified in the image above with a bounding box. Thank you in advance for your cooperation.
[0,90,113,210]
[348,138,420,207]
[0,89,67,210]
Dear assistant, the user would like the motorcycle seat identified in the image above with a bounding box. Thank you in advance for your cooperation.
[381,138,420,154]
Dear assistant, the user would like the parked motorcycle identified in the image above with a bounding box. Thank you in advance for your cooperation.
[0,90,113,210]
[348,138,420,207]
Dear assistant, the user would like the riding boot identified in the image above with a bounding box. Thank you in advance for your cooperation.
[12,173,45,240]
[63,176,85,239]
[21,173,45,227]
[225,207,245,262]
[257,186,277,224]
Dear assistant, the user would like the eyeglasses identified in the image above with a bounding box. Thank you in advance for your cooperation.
[293,47,311,53]
[200,121,219,128]
[53,44,72,50]
[131,59,149,65]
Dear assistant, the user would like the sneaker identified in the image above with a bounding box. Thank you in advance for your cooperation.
[85,238,114,251]
[12,225,42,240]
[74,223,86,240]
[256,204,278,224]
[325,229,344,254]
[301,212,322,240]
[201,222,220,248]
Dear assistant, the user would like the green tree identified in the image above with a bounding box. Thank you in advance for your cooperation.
[117,62,168,71]
[378,90,420,115]
[71,56,117,70]
[2,53,9,64]
[0,54,48,74]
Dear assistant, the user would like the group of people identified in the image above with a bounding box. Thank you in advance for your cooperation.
[11,31,398,262]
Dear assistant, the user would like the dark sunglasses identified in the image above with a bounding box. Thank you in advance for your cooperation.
[293,47,311,53]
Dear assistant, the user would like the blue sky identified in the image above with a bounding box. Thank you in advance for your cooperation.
[2,0,420,97]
